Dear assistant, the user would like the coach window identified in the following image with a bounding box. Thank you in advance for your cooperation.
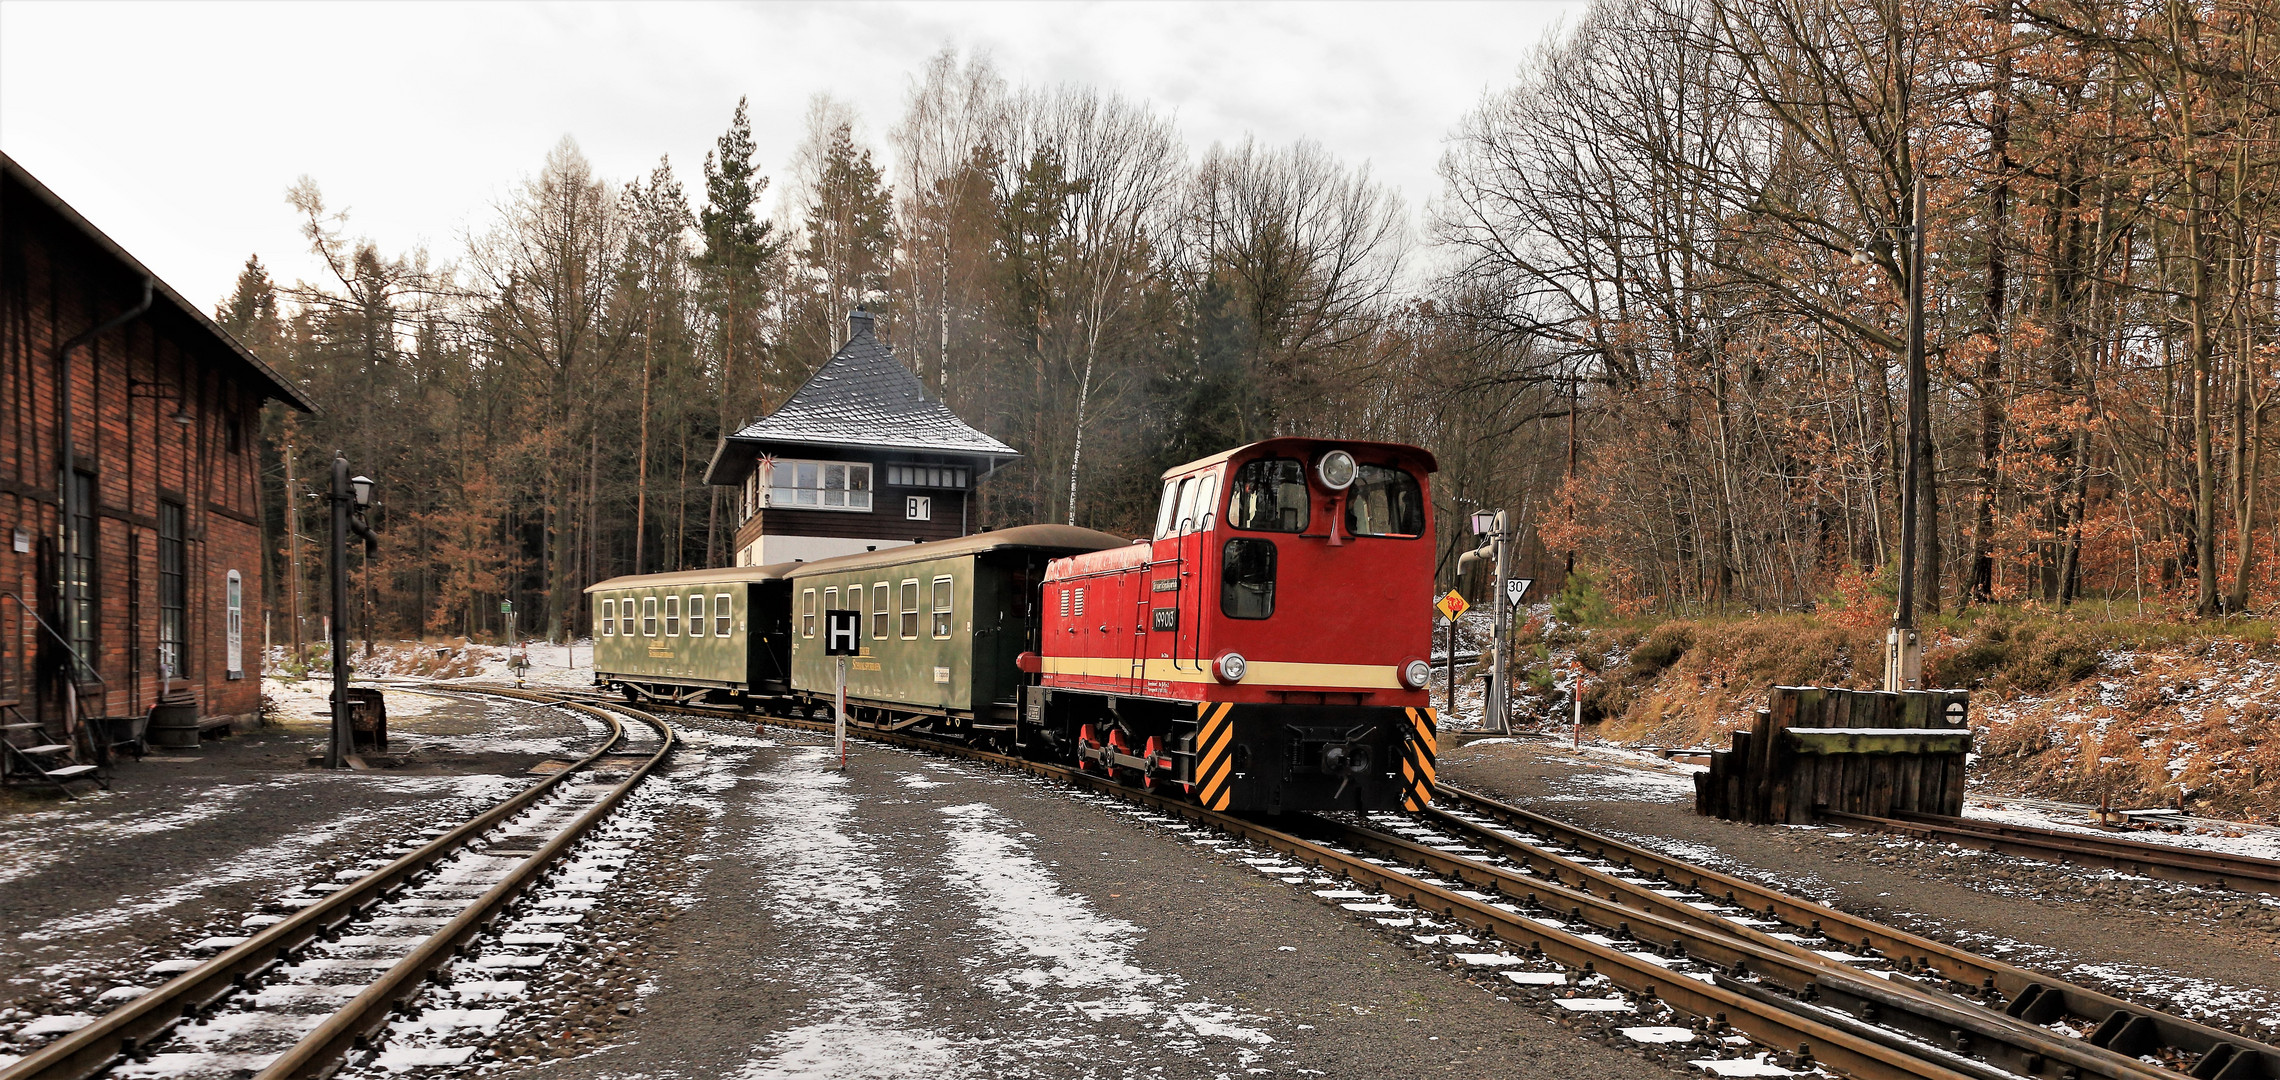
[642,596,658,636]
[1227,458,1309,532]
[900,580,920,638]
[715,593,733,636]
[1345,466,1425,538]
[1152,478,1182,539]
[1221,538,1276,619]
[801,589,817,637]
[932,576,954,637]
[600,599,615,637]
[665,595,681,636]
[824,588,838,628]
[871,583,889,638]
[688,595,705,637]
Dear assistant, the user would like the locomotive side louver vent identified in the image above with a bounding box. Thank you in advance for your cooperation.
[1074,588,1087,617]
[1059,588,1071,618]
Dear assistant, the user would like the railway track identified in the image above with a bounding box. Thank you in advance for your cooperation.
[1822,810,2280,897]
[600,689,2280,1080]
[1,690,675,1080]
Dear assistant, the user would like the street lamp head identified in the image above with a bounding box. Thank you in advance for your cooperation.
[350,475,375,509]
[170,406,194,426]
[1471,509,1497,536]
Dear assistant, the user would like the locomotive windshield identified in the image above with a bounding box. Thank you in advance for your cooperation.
[1227,458,1309,532]
[1345,465,1425,537]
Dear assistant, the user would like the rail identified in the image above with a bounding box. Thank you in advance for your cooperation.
[1823,809,2280,896]
[1,691,675,1080]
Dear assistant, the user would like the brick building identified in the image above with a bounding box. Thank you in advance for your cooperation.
[1,154,316,744]
[704,309,1017,566]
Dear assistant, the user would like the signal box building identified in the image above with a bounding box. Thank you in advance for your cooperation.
[1,154,317,742]
[704,309,1017,566]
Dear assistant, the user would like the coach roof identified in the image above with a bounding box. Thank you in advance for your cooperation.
[786,524,1130,580]
[583,562,804,594]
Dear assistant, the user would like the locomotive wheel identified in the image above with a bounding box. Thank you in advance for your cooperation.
[1106,728,1138,787]
[1076,724,1102,773]
[1141,736,1162,789]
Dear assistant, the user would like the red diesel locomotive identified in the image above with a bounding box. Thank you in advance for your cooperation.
[1019,437,1440,814]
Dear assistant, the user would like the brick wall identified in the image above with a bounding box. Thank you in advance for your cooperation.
[3,172,279,733]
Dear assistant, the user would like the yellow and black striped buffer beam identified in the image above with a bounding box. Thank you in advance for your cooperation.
[1399,706,1437,810]
[1194,702,1236,811]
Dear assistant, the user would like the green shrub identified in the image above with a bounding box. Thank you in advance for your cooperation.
[1629,622,1696,675]
[1552,568,1612,626]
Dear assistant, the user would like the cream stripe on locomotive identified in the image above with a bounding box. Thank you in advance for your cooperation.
[1194,702,1236,811]
[1044,656,1405,690]
[1398,706,1438,811]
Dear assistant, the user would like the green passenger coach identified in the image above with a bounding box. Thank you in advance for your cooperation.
[786,526,1126,729]
[587,564,798,702]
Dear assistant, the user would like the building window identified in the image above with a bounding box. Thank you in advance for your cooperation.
[664,595,680,636]
[899,580,919,639]
[601,599,615,636]
[225,569,243,678]
[932,575,953,638]
[802,589,818,637]
[884,464,968,489]
[714,593,732,636]
[765,459,872,512]
[871,583,889,638]
[642,596,658,636]
[159,499,186,678]
[65,471,96,676]
[687,594,705,637]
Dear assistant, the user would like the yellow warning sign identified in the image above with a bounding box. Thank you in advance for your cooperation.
[1435,590,1471,622]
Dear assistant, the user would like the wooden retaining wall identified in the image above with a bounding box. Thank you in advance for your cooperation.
[1694,686,1971,826]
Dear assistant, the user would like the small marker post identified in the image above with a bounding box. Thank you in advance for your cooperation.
[823,609,860,771]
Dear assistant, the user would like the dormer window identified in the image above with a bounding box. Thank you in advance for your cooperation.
[765,459,872,512]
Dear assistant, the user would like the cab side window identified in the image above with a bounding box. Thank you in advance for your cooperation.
[1221,538,1276,619]
[1152,478,1181,539]
[1227,458,1309,532]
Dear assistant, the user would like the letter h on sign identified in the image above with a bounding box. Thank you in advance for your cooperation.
[824,610,861,656]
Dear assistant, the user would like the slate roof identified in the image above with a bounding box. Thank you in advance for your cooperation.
[705,311,1015,485]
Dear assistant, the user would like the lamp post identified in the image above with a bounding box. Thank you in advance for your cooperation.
[326,455,377,768]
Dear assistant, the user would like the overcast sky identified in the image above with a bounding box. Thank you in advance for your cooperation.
[2,1,1583,311]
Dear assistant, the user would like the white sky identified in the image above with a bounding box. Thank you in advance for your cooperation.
[1,0,1583,311]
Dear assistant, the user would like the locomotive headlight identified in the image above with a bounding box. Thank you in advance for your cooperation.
[1215,652,1248,684]
[1402,659,1432,689]
[1316,449,1357,490]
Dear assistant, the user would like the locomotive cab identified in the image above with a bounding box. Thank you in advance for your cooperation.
[1032,437,1440,814]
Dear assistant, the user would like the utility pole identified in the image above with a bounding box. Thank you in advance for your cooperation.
[284,438,304,663]
[1886,181,1930,693]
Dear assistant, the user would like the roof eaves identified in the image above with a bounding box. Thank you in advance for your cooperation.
[2,153,320,415]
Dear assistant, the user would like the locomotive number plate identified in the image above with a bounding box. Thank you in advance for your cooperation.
[1151,578,1179,593]
[1151,607,1178,631]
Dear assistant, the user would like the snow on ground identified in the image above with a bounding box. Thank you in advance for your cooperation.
[938,802,1274,1049]
[732,747,973,1080]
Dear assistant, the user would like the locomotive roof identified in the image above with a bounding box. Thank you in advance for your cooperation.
[786,524,1132,579]
[1159,437,1438,479]
[701,310,1016,485]
[583,562,805,593]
